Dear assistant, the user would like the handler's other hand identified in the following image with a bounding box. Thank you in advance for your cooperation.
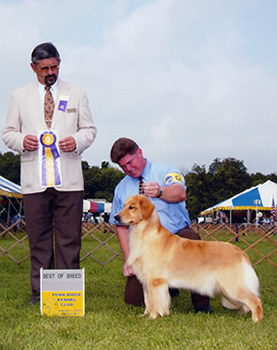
[123,262,134,277]
[59,136,76,152]
[23,134,39,151]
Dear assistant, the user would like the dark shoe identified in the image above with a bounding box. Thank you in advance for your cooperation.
[29,296,40,305]
[194,305,213,314]
[169,288,180,298]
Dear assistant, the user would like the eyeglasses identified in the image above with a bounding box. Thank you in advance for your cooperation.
[37,64,59,73]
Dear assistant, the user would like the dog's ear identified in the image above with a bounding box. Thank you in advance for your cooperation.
[140,195,155,219]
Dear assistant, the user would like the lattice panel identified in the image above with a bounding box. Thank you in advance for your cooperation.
[80,222,123,265]
[192,223,277,267]
[1,221,276,267]
[0,220,30,264]
[0,220,123,265]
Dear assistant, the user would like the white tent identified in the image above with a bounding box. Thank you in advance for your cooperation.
[201,180,277,217]
[0,175,22,198]
[83,199,111,213]
[0,175,23,226]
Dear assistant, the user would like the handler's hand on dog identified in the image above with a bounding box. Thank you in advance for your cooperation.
[123,262,134,277]
[143,182,161,198]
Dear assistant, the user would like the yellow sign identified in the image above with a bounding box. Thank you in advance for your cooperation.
[40,269,85,317]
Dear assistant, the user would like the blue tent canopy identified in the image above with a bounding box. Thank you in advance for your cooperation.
[201,180,277,215]
[232,188,262,207]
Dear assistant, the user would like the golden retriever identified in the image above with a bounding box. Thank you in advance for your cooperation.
[115,194,263,322]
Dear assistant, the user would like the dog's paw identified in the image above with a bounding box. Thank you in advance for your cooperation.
[240,305,250,315]
[144,308,150,315]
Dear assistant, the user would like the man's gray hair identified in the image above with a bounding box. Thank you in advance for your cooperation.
[31,42,60,65]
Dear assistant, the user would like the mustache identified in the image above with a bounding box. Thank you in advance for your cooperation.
[44,74,57,86]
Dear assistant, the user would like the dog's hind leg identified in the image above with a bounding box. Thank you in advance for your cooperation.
[220,286,262,322]
[148,277,171,319]
[237,289,263,323]
[218,260,262,322]
[221,295,251,315]
[221,295,242,310]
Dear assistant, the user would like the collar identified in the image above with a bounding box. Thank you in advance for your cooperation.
[140,159,151,179]
[37,79,59,94]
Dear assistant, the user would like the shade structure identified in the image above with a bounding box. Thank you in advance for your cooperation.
[0,175,22,198]
[83,200,110,213]
[90,201,105,213]
[201,180,277,216]
[0,175,23,225]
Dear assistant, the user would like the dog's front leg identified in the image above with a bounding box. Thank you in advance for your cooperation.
[141,283,151,317]
[148,278,171,319]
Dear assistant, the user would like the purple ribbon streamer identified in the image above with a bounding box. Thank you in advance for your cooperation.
[40,132,61,186]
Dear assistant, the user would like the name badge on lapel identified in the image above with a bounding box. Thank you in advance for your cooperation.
[58,95,69,112]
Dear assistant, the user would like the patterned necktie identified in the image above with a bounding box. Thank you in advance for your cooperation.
[139,176,144,194]
[44,86,55,129]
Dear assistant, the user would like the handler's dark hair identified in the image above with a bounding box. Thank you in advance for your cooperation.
[110,137,139,163]
[31,42,60,65]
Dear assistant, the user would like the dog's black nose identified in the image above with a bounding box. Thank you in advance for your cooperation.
[114,214,120,223]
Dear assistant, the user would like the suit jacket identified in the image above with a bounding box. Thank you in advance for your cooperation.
[2,80,97,194]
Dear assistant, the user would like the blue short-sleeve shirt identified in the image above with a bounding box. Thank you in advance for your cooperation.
[109,160,191,233]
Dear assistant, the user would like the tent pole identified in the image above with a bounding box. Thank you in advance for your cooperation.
[8,200,11,224]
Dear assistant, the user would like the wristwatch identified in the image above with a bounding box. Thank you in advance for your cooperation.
[157,187,163,198]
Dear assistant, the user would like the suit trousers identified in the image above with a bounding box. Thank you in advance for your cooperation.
[124,226,211,310]
[23,188,83,297]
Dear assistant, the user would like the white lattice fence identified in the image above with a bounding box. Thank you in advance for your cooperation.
[1,221,276,267]
[0,220,123,265]
[191,223,277,267]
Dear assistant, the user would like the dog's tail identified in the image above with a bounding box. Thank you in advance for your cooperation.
[242,259,260,297]
[241,258,263,322]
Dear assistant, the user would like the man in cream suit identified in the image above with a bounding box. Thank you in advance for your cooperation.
[2,42,97,303]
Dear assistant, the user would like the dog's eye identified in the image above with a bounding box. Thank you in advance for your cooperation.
[129,205,134,210]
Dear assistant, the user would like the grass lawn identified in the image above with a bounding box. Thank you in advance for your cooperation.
[0,238,276,349]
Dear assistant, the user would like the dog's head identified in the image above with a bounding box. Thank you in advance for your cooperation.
[115,194,155,225]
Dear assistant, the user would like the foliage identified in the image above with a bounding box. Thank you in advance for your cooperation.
[207,158,252,202]
[0,152,125,203]
[0,151,20,184]
[185,157,277,219]
[185,164,214,220]
[82,161,125,202]
[186,158,252,219]
[250,172,277,187]
[0,152,276,216]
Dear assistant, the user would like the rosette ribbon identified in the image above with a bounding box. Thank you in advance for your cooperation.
[40,131,62,187]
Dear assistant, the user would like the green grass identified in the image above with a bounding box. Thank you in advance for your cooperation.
[0,249,277,350]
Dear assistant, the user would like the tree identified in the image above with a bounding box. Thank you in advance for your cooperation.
[185,164,213,220]
[0,151,20,184]
[83,162,124,201]
[208,157,251,204]
[250,172,277,187]
[0,151,276,213]
[185,157,252,219]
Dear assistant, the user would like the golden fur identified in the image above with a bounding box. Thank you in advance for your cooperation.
[116,194,263,322]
